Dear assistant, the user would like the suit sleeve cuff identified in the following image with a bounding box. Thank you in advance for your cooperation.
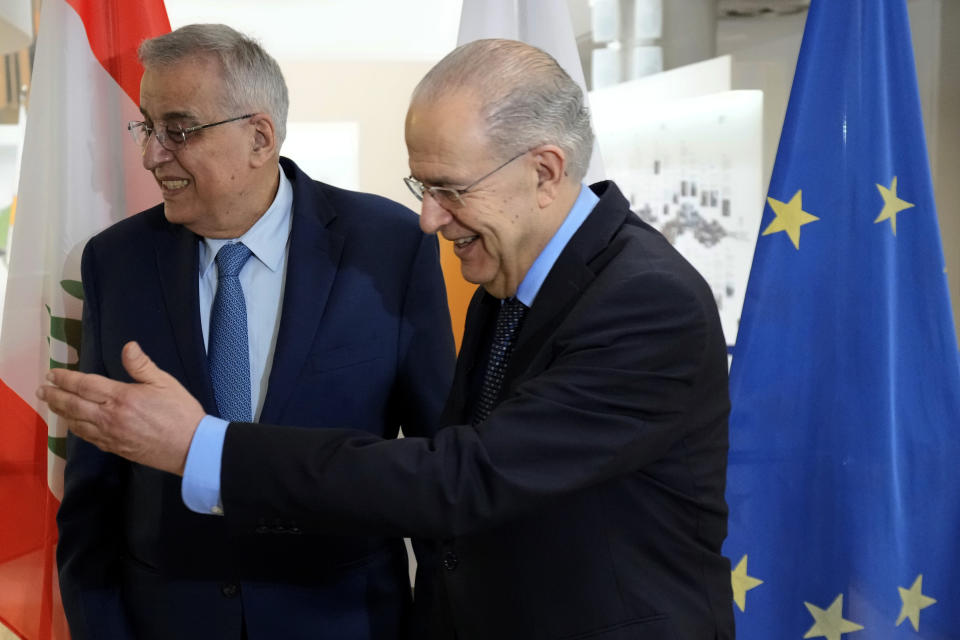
[181,415,228,516]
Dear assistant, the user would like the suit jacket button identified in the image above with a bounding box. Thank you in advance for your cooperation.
[221,583,240,598]
[443,551,458,571]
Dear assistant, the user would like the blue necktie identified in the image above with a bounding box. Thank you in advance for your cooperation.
[209,242,253,422]
[472,298,528,425]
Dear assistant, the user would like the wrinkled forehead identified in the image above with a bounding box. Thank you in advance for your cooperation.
[404,90,495,179]
[139,56,227,121]
[405,89,493,150]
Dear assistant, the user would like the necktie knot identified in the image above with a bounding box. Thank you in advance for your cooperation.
[216,242,252,278]
[498,297,527,335]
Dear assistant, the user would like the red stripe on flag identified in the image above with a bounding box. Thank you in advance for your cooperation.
[0,380,60,639]
[63,0,170,105]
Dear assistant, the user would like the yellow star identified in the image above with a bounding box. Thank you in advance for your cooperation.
[763,190,819,249]
[803,594,864,640]
[874,176,914,235]
[731,554,763,612]
[896,574,936,631]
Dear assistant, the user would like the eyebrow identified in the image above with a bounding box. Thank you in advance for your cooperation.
[138,107,198,123]
[413,173,467,189]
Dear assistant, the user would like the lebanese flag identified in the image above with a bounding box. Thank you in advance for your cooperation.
[440,0,604,346]
[0,1,168,638]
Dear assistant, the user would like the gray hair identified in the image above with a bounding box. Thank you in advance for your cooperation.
[412,39,594,182]
[138,24,289,147]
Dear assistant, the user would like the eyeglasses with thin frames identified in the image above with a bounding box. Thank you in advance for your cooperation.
[127,113,254,152]
[403,149,530,208]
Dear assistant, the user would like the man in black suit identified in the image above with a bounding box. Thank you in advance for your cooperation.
[43,38,735,639]
[55,24,455,640]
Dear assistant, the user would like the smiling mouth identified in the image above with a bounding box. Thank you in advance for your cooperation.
[453,235,478,248]
[158,178,189,192]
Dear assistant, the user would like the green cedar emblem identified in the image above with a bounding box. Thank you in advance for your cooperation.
[46,279,83,457]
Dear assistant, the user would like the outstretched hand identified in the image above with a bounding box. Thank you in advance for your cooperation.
[37,341,205,476]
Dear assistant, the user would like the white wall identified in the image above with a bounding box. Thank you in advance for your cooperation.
[281,59,434,207]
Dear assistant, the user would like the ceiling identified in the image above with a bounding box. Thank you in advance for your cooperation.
[164,0,462,61]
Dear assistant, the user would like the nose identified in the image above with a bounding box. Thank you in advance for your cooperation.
[418,192,453,235]
[141,132,174,170]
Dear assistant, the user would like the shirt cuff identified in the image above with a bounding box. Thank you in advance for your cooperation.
[181,415,229,516]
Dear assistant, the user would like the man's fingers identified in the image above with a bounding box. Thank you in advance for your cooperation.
[121,341,165,385]
[38,383,107,426]
[46,368,117,404]
[38,342,202,474]
[39,385,129,456]
[61,417,109,450]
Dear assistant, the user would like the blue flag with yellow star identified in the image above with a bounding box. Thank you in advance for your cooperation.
[724,1,960,639]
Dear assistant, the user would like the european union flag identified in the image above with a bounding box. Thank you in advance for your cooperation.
[724,1,960,639]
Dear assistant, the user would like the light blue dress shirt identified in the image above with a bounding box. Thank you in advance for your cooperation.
[515,184,598,307]
[181,167,292,514]
[182,183,600,515]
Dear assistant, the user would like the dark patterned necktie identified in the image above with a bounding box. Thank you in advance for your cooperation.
[208,242,253,422]
[472,298,528,425]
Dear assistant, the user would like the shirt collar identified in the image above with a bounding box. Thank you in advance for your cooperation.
[515,184,599,307]
[199,166,293,277]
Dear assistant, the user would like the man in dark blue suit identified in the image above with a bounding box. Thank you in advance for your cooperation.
[55,24,455,640]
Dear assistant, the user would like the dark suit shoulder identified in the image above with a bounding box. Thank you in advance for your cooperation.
[281,156,422,240]
[85,203,172,250]
[587,181,716,300]
[613,215,710,286]
[316,181,418,224]
[313,182,427,249]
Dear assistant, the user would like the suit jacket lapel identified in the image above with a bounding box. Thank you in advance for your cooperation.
[509,182,631,388]
[441,288,497,425]
[260,159,344,422]
[154,221,217,412]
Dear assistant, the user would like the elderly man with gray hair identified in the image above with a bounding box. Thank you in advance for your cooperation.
[54,23,455,640]
[45,38,733,639]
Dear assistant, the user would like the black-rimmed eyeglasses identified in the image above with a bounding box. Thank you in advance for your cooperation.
[127,113,254,152]
[404,149,529,208]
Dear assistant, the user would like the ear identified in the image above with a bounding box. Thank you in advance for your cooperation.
[532,145,567,209]
[249,113,278,167]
